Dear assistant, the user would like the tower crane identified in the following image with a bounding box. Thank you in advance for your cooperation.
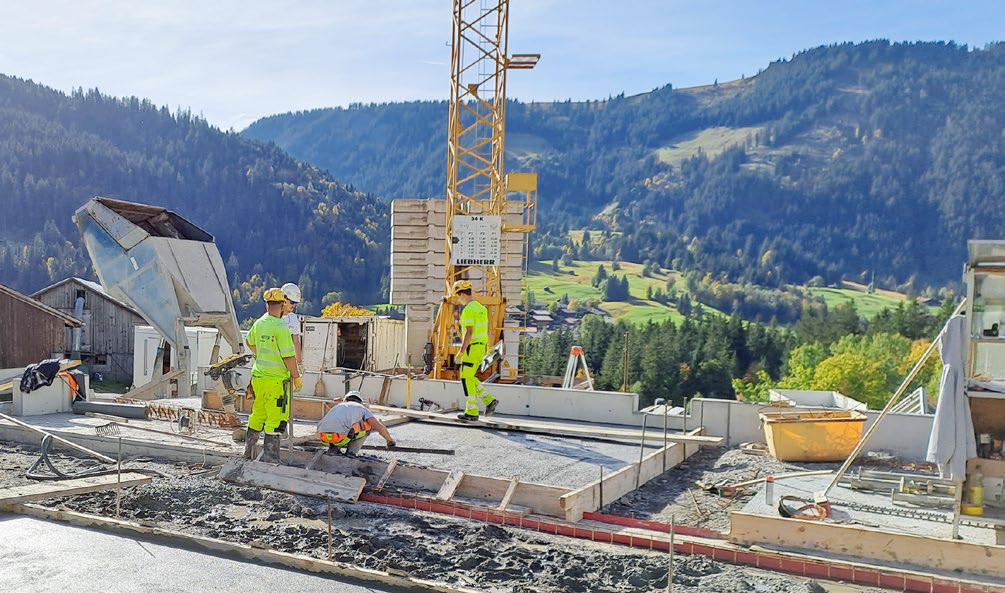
[428,0,539,380]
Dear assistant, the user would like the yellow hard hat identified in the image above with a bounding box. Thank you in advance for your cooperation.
[452,280,473,295]
[263,287,286,302]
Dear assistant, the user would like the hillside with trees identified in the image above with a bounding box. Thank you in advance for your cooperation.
[247,40,1005,294]
[0,75,388,319]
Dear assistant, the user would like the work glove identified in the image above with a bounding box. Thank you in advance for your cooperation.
[386,439,397,450]
[293,376,302,392]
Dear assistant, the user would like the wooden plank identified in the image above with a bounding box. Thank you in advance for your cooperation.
[560,428,704,521]
[7,504,479,593]
[436,470,465,500]
[728,510,1005,579]
[497,477,519,512]
[0,411,115,463]
[0,472,152,505]
[368,405,723,446]
[217,458,365,502]
[377,376,392,405]
[374,459,398,491]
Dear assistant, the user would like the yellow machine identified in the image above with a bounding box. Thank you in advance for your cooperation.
[428,0,539,381]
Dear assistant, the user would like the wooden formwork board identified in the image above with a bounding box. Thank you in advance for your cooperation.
[559,429,703,521]
[728,511,1005,580]
[367,405,723,446]
[0,472,152,505]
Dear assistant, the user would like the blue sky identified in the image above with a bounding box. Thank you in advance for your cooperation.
[1,1,1002,130]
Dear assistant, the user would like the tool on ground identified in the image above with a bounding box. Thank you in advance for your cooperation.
[358,445,455,455]
[777,495,827,520]
[417,398,443,411]
[94,421,228,446]
[814,298,967,515]
[561,346,594,390]
[697,470,833,497]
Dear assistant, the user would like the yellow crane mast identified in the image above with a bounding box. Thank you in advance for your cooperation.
[429,0,539,380]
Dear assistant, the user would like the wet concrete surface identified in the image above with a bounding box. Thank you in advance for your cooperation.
[372,420,657,488]
[0,514,409,593]
[0,443,881,592]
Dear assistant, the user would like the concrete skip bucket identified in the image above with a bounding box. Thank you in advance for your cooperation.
[73,197,243,398]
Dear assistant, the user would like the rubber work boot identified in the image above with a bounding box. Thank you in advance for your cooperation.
[484,399,499,416]
[262,433,282,464]
[457,413,478,422]
[243,428,261,460]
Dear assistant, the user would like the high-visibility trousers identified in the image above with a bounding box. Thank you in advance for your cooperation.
[318,419,373,447]
[248,376,289,434]
[460,342,494,417]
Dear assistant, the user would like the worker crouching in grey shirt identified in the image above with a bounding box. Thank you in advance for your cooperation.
[317,391,396,456]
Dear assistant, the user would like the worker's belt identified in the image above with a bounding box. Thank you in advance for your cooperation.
[318,419,373,446]
[469,341,486,346]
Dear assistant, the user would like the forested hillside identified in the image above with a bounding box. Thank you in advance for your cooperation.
[0,75,388,319]
[246,40,1005,293]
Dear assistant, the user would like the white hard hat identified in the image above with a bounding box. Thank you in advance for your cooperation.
[281,283,302,304]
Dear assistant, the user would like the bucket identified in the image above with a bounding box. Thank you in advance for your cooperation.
[759,410,867,462]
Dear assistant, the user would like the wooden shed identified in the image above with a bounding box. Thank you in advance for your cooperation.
[33,277,145,383]
[0,283,80,369]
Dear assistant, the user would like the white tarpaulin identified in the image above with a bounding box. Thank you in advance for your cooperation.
[926,315,977,482]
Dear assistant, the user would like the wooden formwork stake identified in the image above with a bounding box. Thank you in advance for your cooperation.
[115,437,122,518]
[667,514,675,593]
[327,495,333,560]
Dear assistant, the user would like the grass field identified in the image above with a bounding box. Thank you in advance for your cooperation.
[526,260,702,325]
[806,287,907,319]
[654,125,763,167]
[526,259,916,326]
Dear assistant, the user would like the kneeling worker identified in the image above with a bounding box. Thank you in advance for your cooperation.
[318,391,396,455]
[244,287,302,463]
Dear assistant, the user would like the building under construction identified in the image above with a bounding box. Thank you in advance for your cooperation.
[2,2,1005,593]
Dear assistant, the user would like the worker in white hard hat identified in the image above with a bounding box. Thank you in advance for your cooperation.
[280,283,303,378]
[317,391,396,456]
[451,280,499,421]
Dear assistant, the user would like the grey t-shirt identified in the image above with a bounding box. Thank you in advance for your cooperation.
[317,401,374,435]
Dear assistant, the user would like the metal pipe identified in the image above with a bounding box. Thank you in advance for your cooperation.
[667,514,675,593]
[72,400,148,420]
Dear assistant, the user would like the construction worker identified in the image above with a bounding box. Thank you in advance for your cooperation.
[280,282,304,375]
[244,287,302,463]
[452,280,499,421]
[317,391,396,456]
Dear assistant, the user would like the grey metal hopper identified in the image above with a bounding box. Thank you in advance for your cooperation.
[73,197,243,397]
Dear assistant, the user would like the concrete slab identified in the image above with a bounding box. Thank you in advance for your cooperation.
[374,420,658,489]
[0,514,410,593]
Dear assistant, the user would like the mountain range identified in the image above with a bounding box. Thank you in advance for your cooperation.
[246,40,1005,294]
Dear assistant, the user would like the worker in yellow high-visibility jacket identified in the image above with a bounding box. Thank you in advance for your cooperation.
[452,280,498,421]
[244,287,302,463]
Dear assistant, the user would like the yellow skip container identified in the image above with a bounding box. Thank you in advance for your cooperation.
[759,410,867,462]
